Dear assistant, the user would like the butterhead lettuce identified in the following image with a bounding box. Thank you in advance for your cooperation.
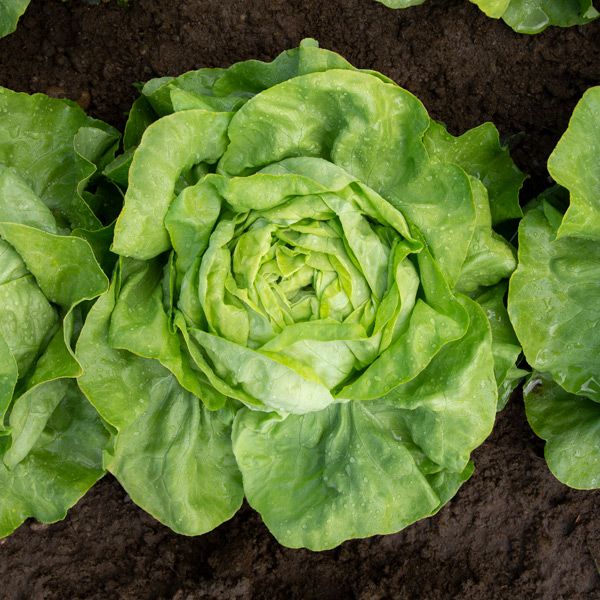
[77,40,524,549]
[376,0,599,34]
[509,87,600,490]
[0,89,118,537]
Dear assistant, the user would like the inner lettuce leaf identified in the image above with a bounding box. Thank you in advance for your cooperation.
[79,39,524,550]
[509,87,600,489]
[0,88,119,538]
[0,0,30,38]
[376,0,599,33]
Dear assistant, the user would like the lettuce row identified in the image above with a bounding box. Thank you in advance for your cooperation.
[2,0,598,40]
[377,0,599,34]
[75,40,524,550]
[509,87,600,490]
[0,88,119,537]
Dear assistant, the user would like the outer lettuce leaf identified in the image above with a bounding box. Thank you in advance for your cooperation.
[524,374,600,489]
[508,88,600,489]
[376,0,599,33]
[0,381,108,536]
[77,269,244,534]
[423,122,524,407]
[473,283,526,410]
[0,88,118,537]
[547,87,600,242]
[0,0,30,38]
[494,0,599,33]
[79,41,520,549]
[471,0,511,17]
[233,297,495,549]
[509,198,600,402]
[377,0,426,6]
[423,121,524,226]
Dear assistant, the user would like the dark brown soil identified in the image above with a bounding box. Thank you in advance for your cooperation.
[1,1,600,598]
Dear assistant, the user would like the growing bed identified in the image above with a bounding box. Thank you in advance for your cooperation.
[0,0,599,598]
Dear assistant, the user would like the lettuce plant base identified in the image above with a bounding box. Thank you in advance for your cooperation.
[0,0,600,597]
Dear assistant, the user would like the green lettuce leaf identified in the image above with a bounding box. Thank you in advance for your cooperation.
[233,297,495,549]
[0,381,108,536]
[483,0,599,33]
[473,283,526,410]
[508,87,600,489]
[77,271,243,534]
[0,0,30,38]
[377,0,426,6]
[375,0,599,33]
[0,88,119,537]
[524,374,600,489]
[79,40,521,549]
[509,198,600,401]
[547,87,600,241]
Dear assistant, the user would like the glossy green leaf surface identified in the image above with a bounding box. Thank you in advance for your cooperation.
[0,0,30,38]
[473,283,526,410]
[377,0,425,7]
[509,88,600,489]
[510,199,600,401]
[548,87,600,242]
[497,0,598,33]
[0,88,119,537]
[376,0,598,33]
[233,297,495,549]
[0,381,108,537]
[79,41,521,549]
[524,374,600,489]
[77,274,243,534]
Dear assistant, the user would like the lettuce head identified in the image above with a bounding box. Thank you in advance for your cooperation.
[376,0,599,34]
[0,88,120,537]
[77,39,524,549]
[509,87,600,490]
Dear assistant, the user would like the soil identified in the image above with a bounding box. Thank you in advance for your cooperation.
[0,0,599,598]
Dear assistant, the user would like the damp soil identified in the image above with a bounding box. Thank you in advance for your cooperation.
[1,0,599,598]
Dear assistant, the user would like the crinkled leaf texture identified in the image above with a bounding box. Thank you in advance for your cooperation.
[376,0,599,33]
[0,0,30,38]
[0,88,119,537]
[81,39,524,550]
[509,87,600,489]
[478,0,599,33]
